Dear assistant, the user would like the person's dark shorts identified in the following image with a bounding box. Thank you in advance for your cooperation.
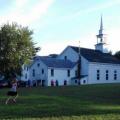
[7,91,17,96]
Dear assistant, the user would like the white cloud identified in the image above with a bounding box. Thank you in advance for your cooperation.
[0,0,54,26]
[57,0,120,22]
[15,0,29,9]
[36,33,96,56]
[77,0,120,15]
[108,28,120,53]
[37,26,120,56]
[26,0,54,24]
[36,41,69,56]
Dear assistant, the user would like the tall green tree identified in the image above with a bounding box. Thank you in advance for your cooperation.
[114,51,120,60]
[0,23,39,79]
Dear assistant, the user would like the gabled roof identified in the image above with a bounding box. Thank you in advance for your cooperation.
[29,56,49,68]
[70,46,120,64]
[40,57,76,68]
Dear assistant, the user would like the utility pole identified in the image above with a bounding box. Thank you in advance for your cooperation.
[78,41,81,85]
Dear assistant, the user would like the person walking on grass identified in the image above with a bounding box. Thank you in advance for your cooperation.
[5,77,18,104]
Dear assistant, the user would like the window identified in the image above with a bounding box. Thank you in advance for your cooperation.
[64,56,67,60]
[106,70,109,80]
[25,73,27,79]
[64,80,67,85]
[51,69,54,76]
[42,80,45,87]
[97,70,100,80]
[83,80,86,84]
[27,67,28,71]
[75,80,77,83]
[114,70,117,80]
[51,80,54,86]
[32,69,35,77]
[75,70,77,77]
[37,63,40,67]
[56,80,59,86]
[67,70,70,77]
[42,69,44,74]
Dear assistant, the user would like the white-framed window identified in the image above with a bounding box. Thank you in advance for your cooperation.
[32,69,35,77]
[97,70,100,80]
[51,69,54,76]
[106,70,109,80]
[42,69,44,74]
[75,70,77,77]
[67,69,70,77]
[26,67,29,71]
[37,63,40,67]
[83,80,86,84]
[75,80,77,83]
[114,70,117,80]
[25,73,27,79]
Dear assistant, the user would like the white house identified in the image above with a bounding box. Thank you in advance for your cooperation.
[21,16,120,86]
[21,56,77,86]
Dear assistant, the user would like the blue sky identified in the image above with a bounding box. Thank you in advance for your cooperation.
[0,0,120,55]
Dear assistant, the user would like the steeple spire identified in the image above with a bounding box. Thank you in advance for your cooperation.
[99,15,103,35]
[100,15,103,31]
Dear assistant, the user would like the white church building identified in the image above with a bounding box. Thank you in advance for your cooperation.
[21,17,120,86]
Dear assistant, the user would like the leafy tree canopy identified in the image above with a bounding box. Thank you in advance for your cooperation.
[114,51,120,60]
[0,23,40,79]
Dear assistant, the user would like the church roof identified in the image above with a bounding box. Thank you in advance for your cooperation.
[40,57,76,68]
[70,46,120,64]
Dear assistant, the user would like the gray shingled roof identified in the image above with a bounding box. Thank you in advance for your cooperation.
[40,57,76,68]
[70,46,120,64]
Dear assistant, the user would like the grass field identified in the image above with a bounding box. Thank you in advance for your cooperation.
[0,84,120,120]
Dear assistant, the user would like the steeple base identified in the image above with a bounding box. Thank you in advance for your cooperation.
[95,43,108,53]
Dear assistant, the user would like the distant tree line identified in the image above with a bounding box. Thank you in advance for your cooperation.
[114,51,120,60]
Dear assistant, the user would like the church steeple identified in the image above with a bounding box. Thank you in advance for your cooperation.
[97,15,106,43]
[95,15,108,53]
[100,15,103,31]
[99,15,103,35]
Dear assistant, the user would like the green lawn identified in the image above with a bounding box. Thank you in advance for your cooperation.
[0,84,120,120]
